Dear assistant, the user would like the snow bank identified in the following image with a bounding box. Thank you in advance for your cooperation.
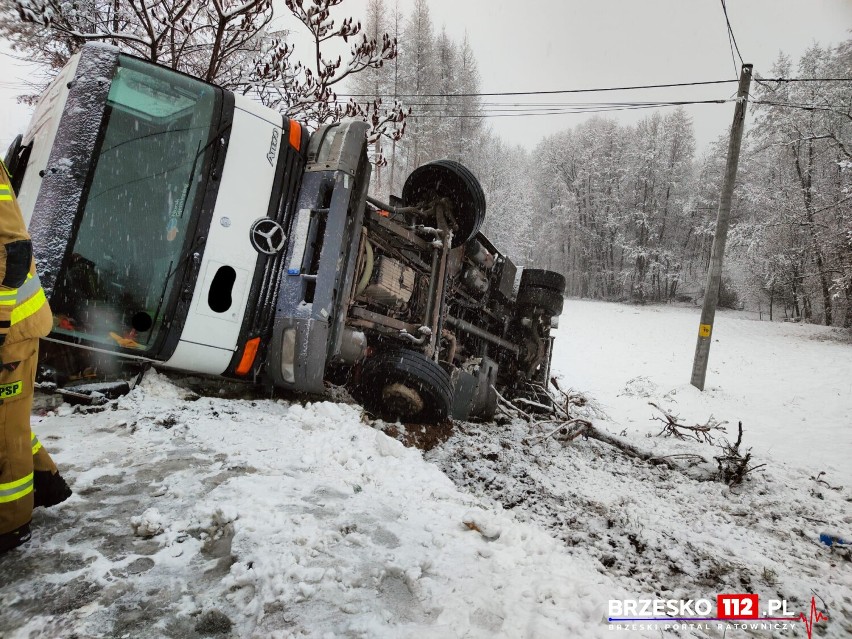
[5,369,651,638]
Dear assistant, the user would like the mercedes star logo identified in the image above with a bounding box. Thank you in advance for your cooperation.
[250,218,287,255]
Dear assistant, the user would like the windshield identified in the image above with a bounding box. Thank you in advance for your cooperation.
[51,55,218,352]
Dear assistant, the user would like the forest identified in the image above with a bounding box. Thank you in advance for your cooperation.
[5,0,852,326]
[351,0,851,327]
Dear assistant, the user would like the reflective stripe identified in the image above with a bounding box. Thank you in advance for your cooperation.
[17,273,40,300]
[0,472,34,503]
[31,433,42,455]
[11,288,46,325]
[0,195,11,201]
[0,274,39,312]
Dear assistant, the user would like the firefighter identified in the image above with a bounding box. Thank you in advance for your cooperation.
[0,159,72,555]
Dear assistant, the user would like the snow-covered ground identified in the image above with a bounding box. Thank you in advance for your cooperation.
[1,301,850,638]
[552,300,852,484]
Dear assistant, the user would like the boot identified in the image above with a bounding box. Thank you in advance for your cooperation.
[0,521,31,554]
[33,471,72,508]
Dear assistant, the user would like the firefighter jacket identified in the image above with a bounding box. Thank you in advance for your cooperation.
[0,161,52,347]
[1,159,58,537]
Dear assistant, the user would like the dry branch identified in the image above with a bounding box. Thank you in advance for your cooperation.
[523,418,591,445]
[550,377,588,408]
[507,382,771,479]
[714,421,766,485]
[582,425,702,469]
[522,417,704,470]
[649,402,727,444]
[494,387,533,422]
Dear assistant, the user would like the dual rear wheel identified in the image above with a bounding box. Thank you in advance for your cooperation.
[356,349,453,423]
[517,269,566,317]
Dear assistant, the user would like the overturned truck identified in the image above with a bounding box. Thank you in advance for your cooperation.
[8,43,566,422]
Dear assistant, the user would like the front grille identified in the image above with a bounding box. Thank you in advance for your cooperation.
[251,145,306,339]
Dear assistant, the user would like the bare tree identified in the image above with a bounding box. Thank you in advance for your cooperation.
[4,0,408,139]
[8,0,277,88]
[249,0,405,133]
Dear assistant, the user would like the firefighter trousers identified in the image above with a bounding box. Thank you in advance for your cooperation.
[0,338,57,535]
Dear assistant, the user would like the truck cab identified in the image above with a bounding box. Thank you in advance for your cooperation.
[10,44,307,381]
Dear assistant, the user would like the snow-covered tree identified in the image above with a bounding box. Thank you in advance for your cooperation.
[342,2,486,195]
[731,43,852,325]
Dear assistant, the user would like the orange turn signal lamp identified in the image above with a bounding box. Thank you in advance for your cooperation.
[236,337,261,376]
[288,120,302,151]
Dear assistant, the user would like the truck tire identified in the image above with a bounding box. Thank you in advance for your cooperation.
[357,349,453,423]
[520,269,566,294]
[402,160,485,247]
[517,286,564,317]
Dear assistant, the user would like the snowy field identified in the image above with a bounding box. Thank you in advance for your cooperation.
[1,301,850,638]
[553,300,852,485]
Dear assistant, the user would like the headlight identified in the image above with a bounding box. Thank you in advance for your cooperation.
[280,328,297,383]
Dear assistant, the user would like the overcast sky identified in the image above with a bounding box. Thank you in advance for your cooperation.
[1,0,850,153]
[350,0,851,151]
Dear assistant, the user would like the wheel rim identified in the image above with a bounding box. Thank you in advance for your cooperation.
[382,382,425,417]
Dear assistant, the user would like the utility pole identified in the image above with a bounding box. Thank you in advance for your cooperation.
[690,63,752,390]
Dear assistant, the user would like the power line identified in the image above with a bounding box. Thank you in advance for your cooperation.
[720,0,745,67]
[720,0,740,77]
[339,77,849,101]
[337,79,739,98]
[381,97,851,120]
[755,77,852,83]
[753,101,851,109]
[405,100,732,119]
[335,99,731,110]
[752,100,852,116]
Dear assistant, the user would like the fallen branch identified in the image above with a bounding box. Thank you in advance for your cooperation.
[714,422,765,485]
[514,397,557,414]
[525,419,704,470]
[494,387,533,422]
[582,425,698,470]
[517,381,572,420]
[513,383,752,477]
[650,453,708,464]
[550,377,588,407]
[649,402,727,444]
[523,418,591,445]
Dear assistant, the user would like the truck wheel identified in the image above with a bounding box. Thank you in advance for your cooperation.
[520,269,566,294]
[358,349,453,423]
[402,160,485,247]
[517,286,564,317]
